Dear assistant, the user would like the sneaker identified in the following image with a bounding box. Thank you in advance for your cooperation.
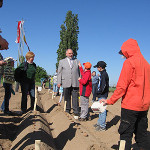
[73,113,79,120]
[93,124,99,128]
[95,125,106,131]
[78,118,86,122]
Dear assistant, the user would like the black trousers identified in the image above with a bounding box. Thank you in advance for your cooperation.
[119,108,149,150]
[63,87,79,114]
[4,83,12,112]
[20,81,35,112]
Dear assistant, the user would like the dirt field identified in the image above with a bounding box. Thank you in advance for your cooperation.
[0,86,149,150]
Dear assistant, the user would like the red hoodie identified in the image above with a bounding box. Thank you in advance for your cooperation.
[107,39,150,111]
[79,66,92,97]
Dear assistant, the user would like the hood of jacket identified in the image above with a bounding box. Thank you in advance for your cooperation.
[121,38,141,58]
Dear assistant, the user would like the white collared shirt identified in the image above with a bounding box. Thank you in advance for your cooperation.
[67,57,73,68]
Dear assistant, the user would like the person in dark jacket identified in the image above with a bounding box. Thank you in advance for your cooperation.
[93,61,109,131]
[78,62,92,121]
[16,51,36,113]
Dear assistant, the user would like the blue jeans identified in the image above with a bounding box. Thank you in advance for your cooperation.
[1,83,15,111]
[53,83,57,92]
[1,83,12,112]
[1,100,5,111]
[97,97,107,128]
[92,84,97,101]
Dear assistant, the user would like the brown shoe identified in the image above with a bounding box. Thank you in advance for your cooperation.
[78,118,86,122]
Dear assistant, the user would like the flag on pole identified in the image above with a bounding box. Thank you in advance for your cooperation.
[23,35,30,51]
[15,21,22,43]
[16,20,30,51]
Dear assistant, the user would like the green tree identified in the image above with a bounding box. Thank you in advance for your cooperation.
[35,66,48,82]
[56,10,79,68]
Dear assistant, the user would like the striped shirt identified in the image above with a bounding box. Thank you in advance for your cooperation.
[4,64,15,84]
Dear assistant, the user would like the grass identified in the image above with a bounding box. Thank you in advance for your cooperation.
[35,82,51,88]
[35,81,116,93]
[1,80,116,93]
[109,87,116,92]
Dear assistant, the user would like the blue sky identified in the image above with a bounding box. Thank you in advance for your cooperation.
[0,0,150,86]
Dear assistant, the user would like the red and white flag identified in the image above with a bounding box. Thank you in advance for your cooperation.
[15,21,22,43]
[15,20,30,51]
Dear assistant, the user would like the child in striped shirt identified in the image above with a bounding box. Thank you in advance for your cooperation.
[1,57,15,115]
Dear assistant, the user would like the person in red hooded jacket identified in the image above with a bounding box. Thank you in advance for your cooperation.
[78,62,92,121]
[101,39,150,150]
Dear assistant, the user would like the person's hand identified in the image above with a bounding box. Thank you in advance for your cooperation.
[78,61,81,67]
[0,35,9,50]
[57,84,61,88]
[78,77,81,81]
[99,99,107,106]
[0,60,7,66]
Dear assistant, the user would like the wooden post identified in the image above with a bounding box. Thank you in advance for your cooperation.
[52,91,54,99]
[34,87,38,111]
[64,101,67,112]
[119,140,126,150]
[35,140,41,150]
[71,96,72,108]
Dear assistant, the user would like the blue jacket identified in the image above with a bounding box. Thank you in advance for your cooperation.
[92,75,99,85]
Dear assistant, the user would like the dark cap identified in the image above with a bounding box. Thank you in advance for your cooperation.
[93,61,107,68]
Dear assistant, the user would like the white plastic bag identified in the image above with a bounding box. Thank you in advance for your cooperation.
[91,101,107,113]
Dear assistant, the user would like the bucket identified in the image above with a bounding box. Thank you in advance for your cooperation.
[38,86,42,91]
